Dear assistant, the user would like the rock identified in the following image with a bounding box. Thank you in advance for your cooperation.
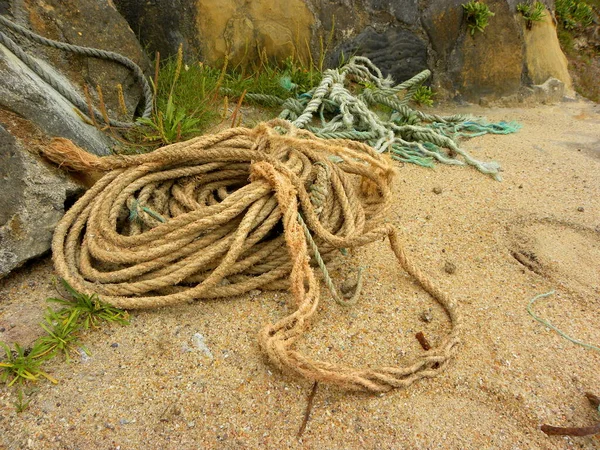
[522,13,573,93]
[9,0,151,117]
[327,27,428,84]
[532,77,565,104]
[1,0,151,150]
[113,0,572,103]
[191,333,213,359]
[0,44,112,156]
[444,261,457,275]
[0,119,85,278]
[449,0,524,100]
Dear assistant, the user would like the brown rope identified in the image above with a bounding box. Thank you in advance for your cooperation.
[43,119,460,392]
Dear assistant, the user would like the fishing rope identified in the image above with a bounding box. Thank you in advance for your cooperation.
[528,290,600,353]
[230,56,521,180]
[42,120,460,392]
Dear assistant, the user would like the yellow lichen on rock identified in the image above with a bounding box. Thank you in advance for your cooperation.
[195,0,314,66]
[523,13,573,93]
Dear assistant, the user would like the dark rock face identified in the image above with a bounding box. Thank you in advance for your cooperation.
[114,0,201,62]
[327,27,429,84]
[0,123,84,278]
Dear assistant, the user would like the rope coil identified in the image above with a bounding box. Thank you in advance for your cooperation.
[43,120,459,392]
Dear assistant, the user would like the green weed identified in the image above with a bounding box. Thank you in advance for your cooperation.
[463,1,496,35]
[412,86,436,107]
[555,0,595,29]
[48,278,130,330]
[132,45,221,147]
[13,388,32,413]
[0,279,129,387]
[517,1,547,29]
[0,342,57,387]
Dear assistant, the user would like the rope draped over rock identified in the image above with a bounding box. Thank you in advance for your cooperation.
[43,120,460,392]
[229,56,521,180]
[0,14,153,128]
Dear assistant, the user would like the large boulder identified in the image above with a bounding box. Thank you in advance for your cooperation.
[113,0,573,102]
[0,113,85,278]
[0,0,152,278]
[1,0,151,148]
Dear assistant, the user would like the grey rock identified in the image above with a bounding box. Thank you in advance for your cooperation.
[532,77,565,104]
[0,45,112,156]
[365,0,420,26]
[328,27,428,84]
[6,0,151,117]
[114,0,201,60]
[0,125,84,278]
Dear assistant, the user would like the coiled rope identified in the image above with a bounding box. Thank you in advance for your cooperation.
[42,120,460,392]
[0,14,153,128]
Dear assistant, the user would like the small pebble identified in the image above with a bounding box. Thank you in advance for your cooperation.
[0,327,5,332]
[248,289,262,298]
[111,343,119,348]
[433,187,442,195]
[444,261,456,274]
[577,206,584,212]
[518,184,523,189]
[420,309,433,323]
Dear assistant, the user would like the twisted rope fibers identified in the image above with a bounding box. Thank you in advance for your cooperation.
[0,14,153,128]
[234,56,521,180]
[44,120,460,392]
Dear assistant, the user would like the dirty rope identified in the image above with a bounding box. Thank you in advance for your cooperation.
[43,120,460,392]
[225,56,521,180]
[0,14,152,127]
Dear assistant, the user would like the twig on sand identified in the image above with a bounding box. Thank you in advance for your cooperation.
[541,392,600,437]
[297,382,319,439]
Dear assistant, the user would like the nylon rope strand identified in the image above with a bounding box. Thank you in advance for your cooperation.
[0,14,153,128]
[41,119,461,392]
[231,56,521,180]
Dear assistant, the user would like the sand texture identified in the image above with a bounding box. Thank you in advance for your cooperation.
[1,100,599,449]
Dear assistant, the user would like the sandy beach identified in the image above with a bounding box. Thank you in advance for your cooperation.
[1,99,599,449]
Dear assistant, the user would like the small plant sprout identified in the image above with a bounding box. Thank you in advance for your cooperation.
[412,86,435,107]
[48,278,130,329]
[35,309,86,362]
[14,388,32,413]
[517,1,547,29]
[463,1,496,35]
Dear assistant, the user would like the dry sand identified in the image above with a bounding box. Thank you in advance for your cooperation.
[0,100,599,449]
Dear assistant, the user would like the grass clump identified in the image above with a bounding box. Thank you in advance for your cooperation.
[517,1,547,29]
[412,86,436,107]
[0,280,129,410]
[463,1,495,35]
[555,0,595,29]
[0,342,57,387]
[132,45,221,148]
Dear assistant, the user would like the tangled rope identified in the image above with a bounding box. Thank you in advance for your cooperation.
[230,57,521,180]
[0,14,153,128]
[43,120,460,392]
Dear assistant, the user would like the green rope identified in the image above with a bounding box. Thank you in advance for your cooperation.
[527,290,600,353]
[230,56,520,180]
[298,213,363,307]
